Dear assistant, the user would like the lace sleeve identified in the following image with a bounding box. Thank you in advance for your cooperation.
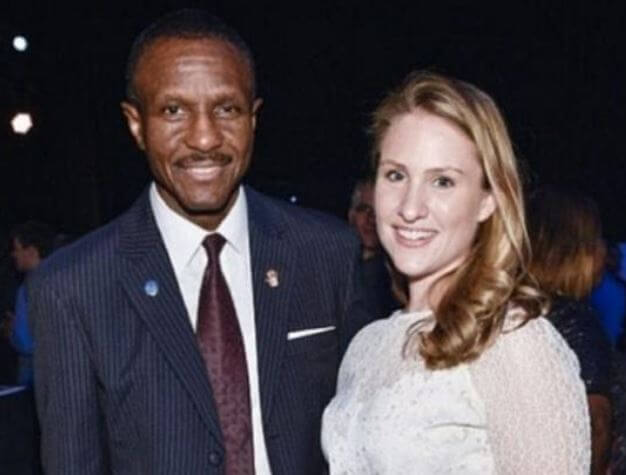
[470,317,591,474]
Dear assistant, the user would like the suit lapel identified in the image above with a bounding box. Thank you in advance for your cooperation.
[117,191,222,442]
[247,188,295,427]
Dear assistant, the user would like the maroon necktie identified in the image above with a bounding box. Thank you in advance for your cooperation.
[196,233,254,473]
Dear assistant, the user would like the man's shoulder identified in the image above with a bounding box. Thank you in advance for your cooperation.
[246,187,358,243]
[33,194,147,283]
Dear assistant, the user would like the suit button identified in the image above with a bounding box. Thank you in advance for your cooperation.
[208,451,222,466]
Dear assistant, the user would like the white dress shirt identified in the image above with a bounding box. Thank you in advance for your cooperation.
[150,183,272,474]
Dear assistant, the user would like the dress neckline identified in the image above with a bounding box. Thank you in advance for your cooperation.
[392,308,434,324]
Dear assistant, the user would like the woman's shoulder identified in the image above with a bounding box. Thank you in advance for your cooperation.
[471,312,585,406]
[484,312,581,373]
[352,309,431,337]
[504,313,560,337]
[346,310,404,346]
[341,309,431,363]
[470,313,590,475]
[341,311,395,356]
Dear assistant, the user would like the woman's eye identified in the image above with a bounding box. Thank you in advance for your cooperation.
[384,169,405,182]
[433,176,454,188]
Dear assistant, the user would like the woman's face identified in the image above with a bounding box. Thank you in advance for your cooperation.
[375,110,495,304]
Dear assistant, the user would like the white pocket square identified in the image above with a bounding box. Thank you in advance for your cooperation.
[287,326,336,341]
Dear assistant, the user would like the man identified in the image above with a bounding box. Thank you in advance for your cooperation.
[0,222,54,474]
[348,179,379,261]
[8,221,55,386]
[10,221,55,275]
[30,9,371,474]
[348,178,398,318]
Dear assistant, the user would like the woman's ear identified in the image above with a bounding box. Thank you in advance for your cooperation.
[478,192,496,222]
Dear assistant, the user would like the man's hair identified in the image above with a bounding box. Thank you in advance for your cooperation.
[349,177,375,210]
[125,8,257,104]
[10,221,56,259]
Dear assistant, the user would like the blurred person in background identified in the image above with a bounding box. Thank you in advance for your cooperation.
[348,178,380,261]
[348,177,398,318]
[618,243,626,283]
[0,221,53,475]
[8,221,56,386]
[527,186,613,475]
[0,234,19,385]
[590,242,626,349]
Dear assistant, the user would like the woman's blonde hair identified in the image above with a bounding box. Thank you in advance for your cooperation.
[528,186,606,299]
[371,71,546,369]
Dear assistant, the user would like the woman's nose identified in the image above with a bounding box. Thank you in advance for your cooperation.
[398,184,428,222]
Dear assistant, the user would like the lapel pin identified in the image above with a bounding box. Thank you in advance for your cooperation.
[265,269,279,288]
[144,279,159,297]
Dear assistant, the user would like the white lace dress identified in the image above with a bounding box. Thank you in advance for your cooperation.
[321,310,590,474]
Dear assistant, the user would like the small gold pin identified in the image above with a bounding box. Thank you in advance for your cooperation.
[265,269,279,288]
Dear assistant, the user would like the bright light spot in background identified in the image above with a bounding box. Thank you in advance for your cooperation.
[289,195,298,204]
[11,113,33,135]
[12,35,28,52]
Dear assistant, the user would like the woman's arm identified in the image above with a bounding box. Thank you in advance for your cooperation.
[471,317,591,474]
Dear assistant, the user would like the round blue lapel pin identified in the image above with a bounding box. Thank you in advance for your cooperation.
[144,279,159,297]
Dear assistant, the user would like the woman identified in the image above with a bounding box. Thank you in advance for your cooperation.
[527,186,614,474]
[322,72,590,473]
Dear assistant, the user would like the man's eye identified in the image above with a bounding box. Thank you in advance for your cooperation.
[433,176,454,188]
[163,105,181,116]
[215,103,242,118]
[355,204,373,214]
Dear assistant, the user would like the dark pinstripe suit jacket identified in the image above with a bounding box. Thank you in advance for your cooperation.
[30,186,373,474]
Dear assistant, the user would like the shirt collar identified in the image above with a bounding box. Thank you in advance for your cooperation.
[149,183,249,273]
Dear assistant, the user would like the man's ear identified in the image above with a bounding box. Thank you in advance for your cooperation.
[348,208,358,226]
[121,101,145,151]
[251,97,263,131]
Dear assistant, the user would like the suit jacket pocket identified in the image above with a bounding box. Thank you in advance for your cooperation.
[285,330,338,358]
[283,330,340,420]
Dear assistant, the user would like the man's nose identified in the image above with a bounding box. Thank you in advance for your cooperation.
[185,113,223,151]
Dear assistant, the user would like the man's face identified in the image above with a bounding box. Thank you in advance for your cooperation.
[122,37,262,230]
[11,238,38,273]
[349,183,380,253]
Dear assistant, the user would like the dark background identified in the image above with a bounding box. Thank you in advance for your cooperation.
[1,0,625,241]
